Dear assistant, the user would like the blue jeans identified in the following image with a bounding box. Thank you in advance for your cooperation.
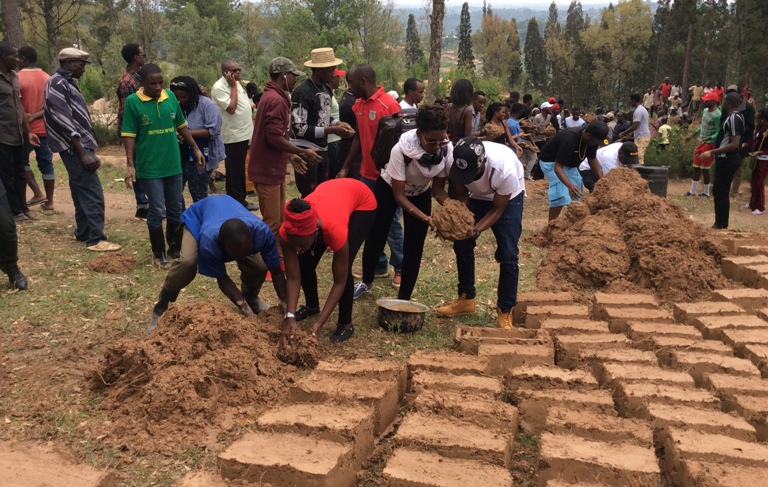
[453,193,524,313]
[133,179,149,208]
[139,174,184,230]
[60,149,107,246]
[24,136,54,180]
[360,176,403,273]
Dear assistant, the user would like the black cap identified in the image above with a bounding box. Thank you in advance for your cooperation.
[619,141,639,165]
[449,136,485,185]
[585,121,610,146]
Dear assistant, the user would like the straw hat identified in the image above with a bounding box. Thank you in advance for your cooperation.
[304,47,343,68]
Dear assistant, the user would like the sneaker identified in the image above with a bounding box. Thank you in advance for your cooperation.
[435,293,476,316]
[245,201,259,211]
[392,272,401,289]
[329,325,354,343]
[698,193,709,198]
[684,192,695,196]
[496,308,512,329]
[295,305,320,321]
[87,240,122,252]
[353,281,372,300]
[352,269,389,279]
[135,207,149,221]
[752,209,765,216]
[742,204,752,210]
[146,313,161,335]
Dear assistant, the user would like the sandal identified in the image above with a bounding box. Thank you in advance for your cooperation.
[295,305,320,321]
[26,196,46,207]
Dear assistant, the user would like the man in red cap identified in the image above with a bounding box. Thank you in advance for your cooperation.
[684,91,721,197]
[327,68,346,178]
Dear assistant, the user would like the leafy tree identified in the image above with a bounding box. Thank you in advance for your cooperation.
[523,18,547,91]
[543,0,560,94]
[405,13,423,68]
[427,0,445,103]
[457,1,474,73]
[165,5,229,85]
[473,13,521,85]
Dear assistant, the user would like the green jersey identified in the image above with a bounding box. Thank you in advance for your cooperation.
[698,108,721,143]
[121,88,187,179]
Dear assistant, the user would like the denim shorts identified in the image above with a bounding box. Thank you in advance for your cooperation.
[540,161,583,208]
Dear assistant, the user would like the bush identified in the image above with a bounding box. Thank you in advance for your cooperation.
[92,120,120,147]
[644,126,697,179]
[80,67,105,104]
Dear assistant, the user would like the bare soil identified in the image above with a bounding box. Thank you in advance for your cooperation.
[86,252,139,274]
[431,199,475,241]
[531,168,727,302]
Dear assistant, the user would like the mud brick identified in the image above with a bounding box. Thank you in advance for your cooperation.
[668,351,761,385]
[677,460,768,487]
[454,325,540,354]
[545,481,613,487]
[410,370,502,398]
[662,427,768,470]
[0,443,115,487]
[643,403,756,442]
[539,318,610,336]
[643,336,733,365]
[673,302,745,324]
[711,288,768,313]
[721,255,768,281]
[735,245,768,257]
[596,363,695,388]
[176,471,253,487]
[715,231,766,254]
[592,292,661,309]
[730,394,768,442]
[412,389,518,431]
[289,370,400,436]
[382,448,513,487]
[740,344,768,378]
[614,382,720,418]
[505,365,599,392]
[702,373,768,399]
[218,431,356,487]
[560,346,657,371]
[536,433,660,487]
[741,263,768,287]
[407,349,490,376]
[722,328,768,348]
[597,307,675,333]
[525,305,590,329]
[691,314,768,340]
[513,291,575,324]
[554,334,629,365]
[627,322,703,342]
[511,387,615,436]
[477,339,555,375]
[394,412,513,468]
[757,307,768,322]
[316,358,407,402]
[256,403,374,465]
[545,406,653,447]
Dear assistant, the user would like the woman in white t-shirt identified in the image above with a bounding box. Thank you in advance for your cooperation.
[354,104,452,300]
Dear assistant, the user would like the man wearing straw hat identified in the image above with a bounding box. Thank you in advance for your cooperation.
[290,47,354,197]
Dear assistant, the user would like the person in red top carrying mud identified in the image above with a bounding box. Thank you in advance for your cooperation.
[279,178,376,345]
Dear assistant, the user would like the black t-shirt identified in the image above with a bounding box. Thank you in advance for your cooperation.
[539,127,598,167]
[290,79,334,148]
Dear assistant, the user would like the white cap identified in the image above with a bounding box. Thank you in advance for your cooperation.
[540,102,552,109]
[387,90,399,100]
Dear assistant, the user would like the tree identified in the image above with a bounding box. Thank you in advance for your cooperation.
[427,0,445,103]
[543,1,560,94]
[473,13,521,86]
[1,0,26,47]
[22,0,81,71]
[523,18,547,90]
[133,0,163,62]
[457,1,474,73]
[405,13,423,68]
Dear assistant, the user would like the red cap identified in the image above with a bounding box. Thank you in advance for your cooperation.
[701,92,719,102]
[549,97,556,103]
[283,201,318,236]
[334,68,346,77]
[552,103,561,110]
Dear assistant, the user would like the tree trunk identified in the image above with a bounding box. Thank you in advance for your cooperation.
[44,0,59,72]
[681,21,694,101]
[1,0,26,47]
[427,0,444,103]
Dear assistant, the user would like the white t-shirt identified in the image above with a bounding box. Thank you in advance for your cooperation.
[400,100,417,110]
[633,105,651,138]
[381,129,451,196]
[579,142,623,173]
[564,116,586,128]
[446,141,526,202]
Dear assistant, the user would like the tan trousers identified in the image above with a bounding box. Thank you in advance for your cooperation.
[635,135,651,165]
[255,181,286,263]
[163,227,267,294]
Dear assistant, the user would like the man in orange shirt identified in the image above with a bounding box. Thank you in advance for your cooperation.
[337,64,404,289]
[17,46,54,211]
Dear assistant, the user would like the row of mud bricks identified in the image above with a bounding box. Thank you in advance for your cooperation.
[175,289,768,486]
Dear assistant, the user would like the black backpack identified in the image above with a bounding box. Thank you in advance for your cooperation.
[370,109,418,170]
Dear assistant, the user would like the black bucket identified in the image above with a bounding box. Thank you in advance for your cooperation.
[633,164,669,198]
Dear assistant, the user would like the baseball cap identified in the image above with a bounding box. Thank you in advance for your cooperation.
[449,136,485,185]
[604,112,615,121]
[334,68,346,77]
[540,102,552,110]
[268,57,305,77]
[387,90,399,100]
[58,47,91,63]
[701,92,719,102]
[549,97,557,103]
[619,141,639,165]
[552,103,561,111]
[585,121,610,146]
[726,84,739,93]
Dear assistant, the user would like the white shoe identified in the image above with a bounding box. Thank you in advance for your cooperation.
[742,204,751,209]
[752,209,765,216]
[87,240,122,252]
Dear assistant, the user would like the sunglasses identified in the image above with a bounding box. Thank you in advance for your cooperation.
[419,132,449,147]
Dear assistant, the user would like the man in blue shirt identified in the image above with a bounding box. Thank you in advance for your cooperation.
[146,195,286,334]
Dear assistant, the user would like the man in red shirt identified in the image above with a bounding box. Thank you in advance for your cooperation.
[659,77,672,99]
[713,82,725,103]
[17,46,54,210]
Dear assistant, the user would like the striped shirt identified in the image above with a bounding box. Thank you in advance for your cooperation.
[43,69,98,153]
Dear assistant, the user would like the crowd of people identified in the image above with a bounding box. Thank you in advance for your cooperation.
[1,40,765,348]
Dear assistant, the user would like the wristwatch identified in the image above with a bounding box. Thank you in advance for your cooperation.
[285,312,295,319]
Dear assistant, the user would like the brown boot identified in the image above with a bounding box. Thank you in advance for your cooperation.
[42,179,55,210]
[496,308,512,329]
[436,293,476,316]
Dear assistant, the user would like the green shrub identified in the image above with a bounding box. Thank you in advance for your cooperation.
[644,126,698,179]
[92,120,120,147]
[79,67,105,104]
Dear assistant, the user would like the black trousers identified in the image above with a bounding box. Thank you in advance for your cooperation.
[295,150,329,197]
[299,209,375,325]
[362,177,431,300]
[224,140,249,205]
[713,155,741,229]
[0,178,19,277]
[0,143,28,216]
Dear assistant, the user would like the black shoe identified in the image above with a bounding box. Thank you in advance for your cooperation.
[135,207,149,221]
[9,269,27,291]
[330,325,354,343]
[295,305,320,321]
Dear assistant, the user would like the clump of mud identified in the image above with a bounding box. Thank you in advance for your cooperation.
[87,303,297,453]
[277,332,319,368]
[431,199,475,241]
[87,252,139,273]
[532,168,726,302]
